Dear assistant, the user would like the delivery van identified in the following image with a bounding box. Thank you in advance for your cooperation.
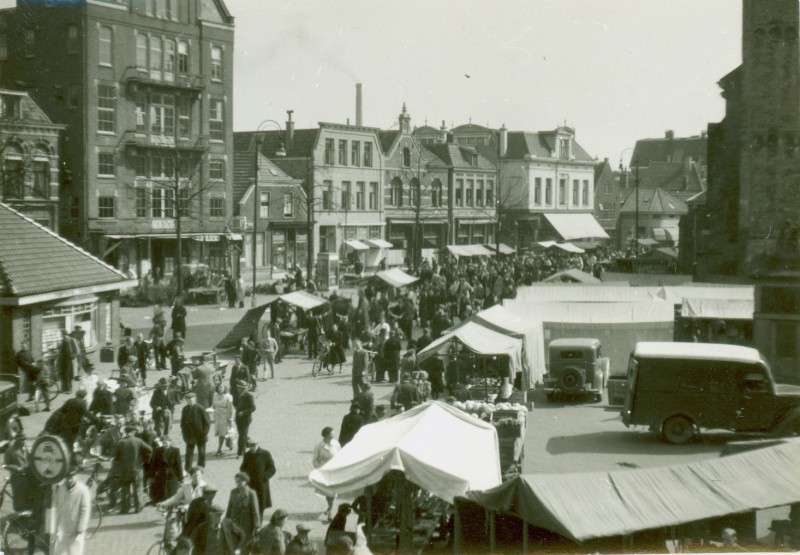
[622,342,800,444]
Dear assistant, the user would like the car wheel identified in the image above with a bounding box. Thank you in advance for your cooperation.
[558,368,583,394]
[662,415,695,444]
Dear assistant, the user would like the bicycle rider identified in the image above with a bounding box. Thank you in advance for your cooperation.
[158,465,207,527]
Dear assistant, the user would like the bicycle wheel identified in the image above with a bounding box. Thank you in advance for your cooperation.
[365,361,375,384]
[311,354,323,377]
[3,515,43,555]
[46,381,59,402]
[0,479,13,511]
[146,540,167,555]
[87,498,102,540]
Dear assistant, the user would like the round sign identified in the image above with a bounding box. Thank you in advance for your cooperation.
[29,435,71,485]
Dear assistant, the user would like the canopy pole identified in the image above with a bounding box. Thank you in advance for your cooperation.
[453,502,462,555]
[365,485,373,545]
[489,510,496,553]
[522,518,529,553]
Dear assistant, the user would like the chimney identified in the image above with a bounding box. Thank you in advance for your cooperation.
[285,110,294,149]
[498,124,508,157]
[440,120,448,143]
[399,103,411,134]
[356,83,362,127]
[665,129,675,139]
[701,130,707,139]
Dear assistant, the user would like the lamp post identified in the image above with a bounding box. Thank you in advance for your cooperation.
[619,148,639,251]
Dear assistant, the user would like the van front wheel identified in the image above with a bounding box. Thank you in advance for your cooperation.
[662,416,695,444]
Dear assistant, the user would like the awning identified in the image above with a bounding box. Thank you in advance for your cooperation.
[447,244,495,257]
[214,304,271,350]
[366,239,393,249]
[681,298,754,320]
[105,232,242,241]
[544,213,609,241]
[277,290,329,311]
[536,241,585,254]
[543,269,601,284]
[485,243,516,255]
[458,219,495,225]
[637,238,658,246]
[375,268,418,288]
[652,227,679,242]
[344,239,369,251]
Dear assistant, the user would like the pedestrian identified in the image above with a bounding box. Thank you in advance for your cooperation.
[15,342,38,402]
[150,378,173,437]
[383,329,402,384]
[229,351,250,407]
[167,335,185,377]
[221,472,261,555]
[234,380,256,457]
[255,508,289,555]
[338,403,364,447]
[224,272,237,309]
[191,360,215,410]
[325,503,353,555]
[326,323,347,373]
[263,329,279,379]
[351,339,368,398]
[114,376,136,417]
[241,337,260,383]
[149,319,167,371]
[269,318,283,363]
[307,312,321,359]
[312,426,341,521]
[159,465,205,510]
[32,358,52,412]
[117,336,135,373]
[88,379,113,415]
[182,485,225,555]
[171,297,188,340]
[416,326,433,354]
[354,384,375,423]
[390,374,419,412]
[212,383,234,456]
[113,424,153,514]
[150,435,183,503]
[287,522,317,555]
[134,333,150,386]
[240,438,277,517]
[52,467,91,555]
[180,392,210,471]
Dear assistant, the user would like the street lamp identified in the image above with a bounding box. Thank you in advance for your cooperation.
[252,120,285,307]
[619,148,640,252]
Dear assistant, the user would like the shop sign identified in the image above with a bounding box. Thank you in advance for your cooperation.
[152,219,176,230]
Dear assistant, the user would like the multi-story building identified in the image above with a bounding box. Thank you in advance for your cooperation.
[0,89,65,230]
[593,158,621,242]
[618,187,687,249]
[630,130,708,189]
[0,0,235,279]
[499,126,607,249]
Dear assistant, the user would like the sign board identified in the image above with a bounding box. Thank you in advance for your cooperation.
[152,219,176,230]
[29,435,71,485]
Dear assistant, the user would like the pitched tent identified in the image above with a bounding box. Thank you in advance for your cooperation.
[535,241,585,254]
[466,440,800,543]
[415,321,524,381]
[514,284,660,303]
[681,298,754,320]
[447,244,495,257]
[278,290,329,310]
[375,268,419,288]
[308,401,501,503]
[542,269,602,284]
[656,284,754,304]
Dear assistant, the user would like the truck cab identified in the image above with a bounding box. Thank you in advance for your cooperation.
[544,338,609,402]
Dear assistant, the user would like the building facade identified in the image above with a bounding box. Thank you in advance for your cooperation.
[618,187,687,249]
[0,0,235,280]
[593,158,622,242]
[0,89,65,230]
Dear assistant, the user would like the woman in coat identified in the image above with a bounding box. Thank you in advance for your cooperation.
[171,298,188,341]
[149,435,183,503]
[212,383,234,456]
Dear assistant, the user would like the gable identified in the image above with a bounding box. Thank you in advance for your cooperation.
[199,0,233,24]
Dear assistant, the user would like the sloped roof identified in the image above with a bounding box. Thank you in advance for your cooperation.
[630,134,707,168]
[0,203,131,299]
[422,144,496,170]
[232,151,295,204]
[234,129,320,160]
[379,130,400,154]
[620,187,687,215]
[0,89,63,127]
[636,161,704,199]
[451,123,495,133]
[504,131,594,162]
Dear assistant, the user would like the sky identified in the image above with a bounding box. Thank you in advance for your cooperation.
[227,0,743,166]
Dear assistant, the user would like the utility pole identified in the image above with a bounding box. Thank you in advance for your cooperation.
[252,136,261,307]
[174,98,184,298]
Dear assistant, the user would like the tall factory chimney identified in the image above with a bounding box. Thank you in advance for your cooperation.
[356,83,363,126]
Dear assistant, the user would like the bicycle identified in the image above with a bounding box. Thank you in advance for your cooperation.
[2,508,48,555]
[146,506,190,555]
[82,455,109,539]
[33,377,59,413]
[311,339,334,377]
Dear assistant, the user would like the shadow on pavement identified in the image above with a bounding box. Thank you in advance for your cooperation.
[301,400,351,406]
[289,512,324,522]
[94,520,161,533]
[545,430,732,457]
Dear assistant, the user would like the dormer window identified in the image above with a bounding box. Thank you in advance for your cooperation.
[403,147,411,167]
[559,137,570,160]
[0,95,20,119]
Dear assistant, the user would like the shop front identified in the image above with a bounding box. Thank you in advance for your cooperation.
[270,226,308,274]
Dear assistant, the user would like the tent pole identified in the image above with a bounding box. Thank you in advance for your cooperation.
[366,485,373,544]
[522,519,529,554]
[489,510,496,553]
[453,502,462,555]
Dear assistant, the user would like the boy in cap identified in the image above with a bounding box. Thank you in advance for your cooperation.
[287,522,317,555]
[256,508,288,555]
[183,484,224,555]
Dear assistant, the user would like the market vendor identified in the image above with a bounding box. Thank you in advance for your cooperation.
[496,377,514,403]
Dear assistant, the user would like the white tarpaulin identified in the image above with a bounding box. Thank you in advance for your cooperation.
[544,213,610,241]
[514,284,660,303]
[681,298,754,320]
[308,401,501,502]
[656,284,754,304]
[536,241,585,254]
[543,269,602,284]
[447,244,495,257]
[375,268,418,288]
[366,239,393,249]
[416,321,524,380]
[344,239,369,251]
[278,290,329,310]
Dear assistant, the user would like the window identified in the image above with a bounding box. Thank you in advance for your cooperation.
[338,140,347,165]
[136,34,148,69]
[403,147,411,167]
[67,25,78,54]
[209,159,224,180]
[466,179,474,207]
[545,178,553,205]
[476,180,484,207]
[177,41,189,73]
[534,177,542,205]
[97,153,114,176]
[24,29,34,57]
[351,142,360,167]
[572,179,580,206]
[209,196,224,218]
[283,193,293,217]
[259,191,270,218]
[151,188,174,218]
[583,180,589,205]
[99,27,112,65]
[356,182,365,210]
[431,179,442,208]
[604,181,611,194]
[68,84,80,109]
[150,35,162,77]
[2,157,23,198]
[324,139,334,165]
[178,188,189,216]
[409,178,421,206]
[0,34,7,61]
[486,180,494,206]
[341,181,352,210]
[133,91,146,132]
[559,137,570,160]
[177,96,190,138]
[559,177,567,205]
[97,84,116,133]
[209,99,223,141]
[455,179,463,207]
[210,46,223,80]
[132,155,146,177]
[164,39,176,79]
[32,161,49,198]
[1,95,20,118]
[322,181,333,209]
[70,197,80,219]
[391,178,403,207]
[150,92,175,136]
[369,182,378,210]
[98,196,115,218]
[135,188,147,217]
[363,142,372,167]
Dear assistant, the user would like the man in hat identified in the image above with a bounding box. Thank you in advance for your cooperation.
[287,522,317,555]
[167,334,185,377]
[53,466,91,555]
[221,472,260,554]
[15,341,38,402]
[180,392,210,471]
[117,336,135,372]
[114,375,136,416]
[150,377,173,437]
[89,379,114,416]
[182,484,224,555]
[160,465,205,511]
[415,326,433,354]
[114,424,153,514]
[234,380,256,457]
[133,333,150,386]
[229,351,250,407]
[240,438,276,515]
[150,435,183,503]
[256,508,289,555]
[351,339,368,398]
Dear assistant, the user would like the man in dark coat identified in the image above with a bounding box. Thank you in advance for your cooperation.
[88,380,114,415]
[133,333,150,386]
[180,392,210,471]
[54,389,100,453]
[117,336,135,371]
[167,336,185,377]
[183,486,225,555]
[382,329,403,384]
[150,435,183,503]
[240,438,276,515]
[234,381,255,457]
[221,472,260,554]
[229,353,250,407]
[415,327,433,354]
[351,339,368,398]
[338,403,364,446]
[15,343,38,401]
[171,299,188,340]
[150,378,173,437]
[224,273,237,309]
[240,338,260,384]
[114,425,153,513]
[354,384,376,423]
[391,374,420,412]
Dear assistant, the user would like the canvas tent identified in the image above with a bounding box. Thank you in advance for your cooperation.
[681,298,754,320]
[308,401,502,503]
[535,241,585,254]
[514,284,660,303]
[656,284,754,304]
[416,321,524,380]
[375,268,418,288]
[447,244,495,257]
[542,269,601,284]
[465,440,800,543]
[485,243,516,255]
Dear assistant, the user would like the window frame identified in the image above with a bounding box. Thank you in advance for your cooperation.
[324,139,334,165]
[136,34,148,70]
[210,45,223,81]
[24,29,34,58]
[96,84,116,134]
[338,139,348,166]
[209,196,224,218]
[363,142,373,167]
[209,159,225,180]
[322,181,333,210]
[341,181,352,210]
[259,190,270,219]
[98,26,112,66]
[67,24,79,55]
[209,99,224,141]
[177,41,189,73]
[97,153,115,177]
[135,187,148,218]
[369,182,378,210]
[351,141,360,167]
[283,193,293,217]
[356,181,365,210]
[97,196,115,219]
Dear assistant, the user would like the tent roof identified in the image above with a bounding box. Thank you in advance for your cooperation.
[543,269,602,284]
[467,440,800,542]
[447,244,495,257]
[416,321,523,371]
[504,301,674,324]
[375,268,418,288]
[309,401,501,502]
[536,241,585,254]
[656,284,754,303]
[485,243,516,255]
[543,213,609,241]
[215,304,271,350]
[278,290,329,310]
[513,285,661,303]
[681,298,754,320]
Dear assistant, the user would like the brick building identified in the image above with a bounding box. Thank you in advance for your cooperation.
[0,0,235,280]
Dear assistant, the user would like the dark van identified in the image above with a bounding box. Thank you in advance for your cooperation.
[622,342,800,444]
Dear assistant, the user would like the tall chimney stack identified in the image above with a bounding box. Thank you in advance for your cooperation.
[285,110,294,149]
[356,83,363,126]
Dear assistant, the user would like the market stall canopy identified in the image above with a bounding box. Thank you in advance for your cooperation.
[536,241,585,254]
[215,304,271,350]
[514,284,659,303]
[467,440,800,542]
[366,239,393,249]
[544,213,609,241]
[637,238,658,246]
[375,268,419,288]
[416,321,523,380]
[681,298,754,320]
[485,243,516,255]
[656,284,754,304]
[447,244,495,257]
[308,401,501,502]
[278,290,329,310]
[344,239,369,251]
[542,269,601,284]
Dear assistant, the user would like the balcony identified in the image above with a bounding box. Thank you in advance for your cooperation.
[122,131,209,153]
[121,66,205,96]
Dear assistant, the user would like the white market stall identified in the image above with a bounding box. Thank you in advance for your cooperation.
[374,268,419,288]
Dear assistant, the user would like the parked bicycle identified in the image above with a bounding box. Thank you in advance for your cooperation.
[0,466,13,511]
[2,507,48,555]
[81,455,109,538]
